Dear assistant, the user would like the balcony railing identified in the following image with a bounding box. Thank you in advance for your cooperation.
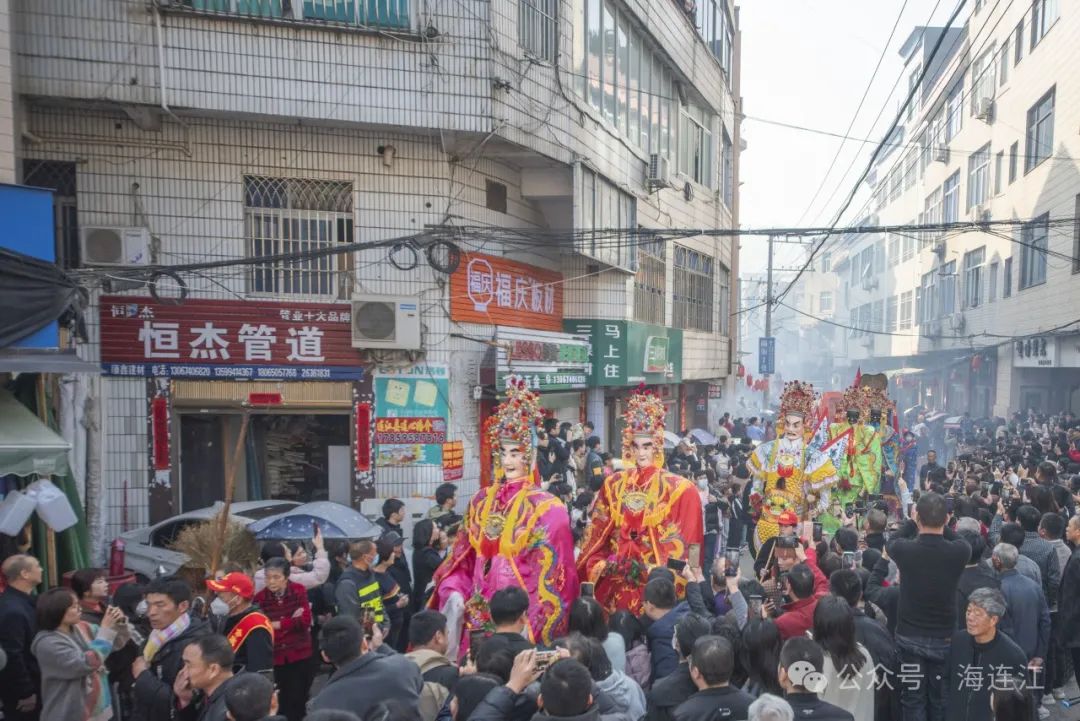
[183,0,410,30]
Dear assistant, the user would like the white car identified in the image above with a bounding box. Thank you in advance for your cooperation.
[117,500,301,581]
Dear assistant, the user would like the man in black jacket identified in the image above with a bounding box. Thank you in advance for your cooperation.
[537,418,570,482]
[673,636,754,721]
[779,637,854,721]
[645,614,711,721]
[175,635,238,721]
[865,552,900,637]
[132,577,215,721]
[0,554,43,721]
[489,587,536,659]
[308,615,422,718]
[376,499,414,651]
[945,588,1026,721]
[829,569,898,721]
[954,528,1000,629]
[1061,515,1080,695]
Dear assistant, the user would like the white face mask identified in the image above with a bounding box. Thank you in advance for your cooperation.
[697,479,709,491]
[135,600,148,617]
[210,597,231,617]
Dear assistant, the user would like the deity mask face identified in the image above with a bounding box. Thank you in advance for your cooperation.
[632,437,657,468]
[846,409,860,424]
[870,410,882,424]
[783,414,804,441]
[499,443,529,480]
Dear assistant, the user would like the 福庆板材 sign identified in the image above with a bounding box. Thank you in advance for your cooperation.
[450,252,564,331]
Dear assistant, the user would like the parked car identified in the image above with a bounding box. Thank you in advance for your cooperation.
[117,500,301,580]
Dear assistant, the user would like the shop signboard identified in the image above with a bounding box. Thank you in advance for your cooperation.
[99,296,365,380]
[563,320,683,386]
[449,252,564,331]
[481,327,591,392]
[373,363,450,467]
[442,441,464,481]
[1012,336,1058,368]
[758,337,776,375]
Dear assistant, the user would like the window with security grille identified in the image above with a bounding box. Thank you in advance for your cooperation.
[520,0,557,61]
[244,176,353,298]
[968,143,991,209]
[899,291,913,330]
[23,160,79,268]
[672,245,714,332]
[634,238,666,325]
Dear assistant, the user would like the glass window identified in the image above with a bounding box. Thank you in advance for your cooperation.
[872,300,884,333]
[1025,87,1055,172]
[994,151,1004,195]
[520,0,558,61]
[967,143,991,209]
[1074,194,1080,275]
[1014,21,1024,65]
[989,260,999,301]
[680,104,714,188]
[628,29,640,145]
[1019,213,1048,289]
[889,168,902,202]
[819,292,833,313]
[821,252,832,273]
[940,260,957,316]
[888,233,900,263]
[638,47,651,151]
[602,1,616,125]
[586,0,602,110]
[963,246,985,308]
[1003,256,1013,297]
[999,38,1010,85]
[1031,0,1059,49]
[899,290,913,330]
[902,228,915,261]
[616,12,629,133]
[634,238,665,325]
[1009,141,1019,183]
[673,245,715,332]
[908,67,921,121]
[945,81,963,141]
[924,188,943,246]
[721,129,734,208]
[886,295,898,332]
[970,48,995,116]
[943,171,960,224]
[921,271,937,323]
[904,149,917,190]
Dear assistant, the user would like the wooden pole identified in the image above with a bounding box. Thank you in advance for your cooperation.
[209,411,250,577]
[35,375,58,587]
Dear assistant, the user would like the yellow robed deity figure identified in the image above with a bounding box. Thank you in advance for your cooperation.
[748,381,844,550]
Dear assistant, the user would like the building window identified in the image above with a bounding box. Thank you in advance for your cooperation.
[821,252,832,273]
[301,0,410,28]
[1009,141,1019,183]
[579,166,637,269]
[943,171,960,224]
[872,300,884,333]
[695,0,734,77]
[1074,194,1080,274]
[915,287,923,325]
[999,38,1010,85]
[940,260,957,316]
[520,0,557,60]
[1019,213,1049,289]
[679,104,714,188]
[919,129,931,175]
[1030,0,1059,49]
[672,245,714,332]
[22,159,78,268]
[819,291,833,313]
[634,238,666,325]
[924,188,942,246]
[1014,21,1024,64]
[989,260,999,301]
[970,48,995,116]
[945,81,963,141]
[994,150,1004,195]
[886,295,898,332]
[1025,87,1055,172]
[920,271,937,323]
[899,290,913,329]
[903,149,917,190]
[1003,256,1013,297]
[963,246,985,308]
[888,233,900,263]
[968,143,991,209]
[889,168,902,202]
[907,67,921,121]
[721,129,734,208]
[902,229,915,261]
[244,175,353,298]
[486,180,508,213]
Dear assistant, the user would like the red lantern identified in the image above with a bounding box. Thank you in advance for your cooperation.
[746,373,753,388]
[737,363,746,379]
[971,355,982,371]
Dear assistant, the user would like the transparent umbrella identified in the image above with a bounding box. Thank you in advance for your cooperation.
[247,501,381,541]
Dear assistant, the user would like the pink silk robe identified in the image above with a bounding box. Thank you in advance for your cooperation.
[429,478,578,655]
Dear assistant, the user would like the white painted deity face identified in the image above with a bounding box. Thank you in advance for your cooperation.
[632,437,657,468]
[783,414,804,441]
[500,443,529,480]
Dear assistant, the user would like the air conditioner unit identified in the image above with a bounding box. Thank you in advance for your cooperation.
[861,276,879,291]
[647,154,672,190]
[933,144,950,163]
[350,294,422,350]
[80,227,152,266]
[975,97,995,122]
[973,205,992,223]
[950,312,966,331]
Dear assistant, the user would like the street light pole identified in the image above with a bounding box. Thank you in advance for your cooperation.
[763,234,774,411]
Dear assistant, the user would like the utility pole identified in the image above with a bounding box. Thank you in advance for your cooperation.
[763,234,774,411]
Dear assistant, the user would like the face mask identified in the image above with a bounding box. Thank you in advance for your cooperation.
[210,598,231,617]
[697,479,708,491]
[135,600,148,617]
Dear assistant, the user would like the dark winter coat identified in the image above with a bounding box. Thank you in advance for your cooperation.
[672,685,755,721]
[1059,547,1080,648]
[945,629,1026,721]
[132,615,215,721]
[0,586,40,708]
[307,649,422,719]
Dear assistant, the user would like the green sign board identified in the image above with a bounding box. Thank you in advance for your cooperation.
[563,320,683,387]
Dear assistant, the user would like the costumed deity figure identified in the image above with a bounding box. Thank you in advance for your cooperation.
[864,385,905,516]
[828,386,883,509]
[576,386,703,615]
[429,378,578,659]
[748,381,843,551]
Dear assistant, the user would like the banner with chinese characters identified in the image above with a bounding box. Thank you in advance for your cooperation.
[563,320,683,387]
[442,441,464,482]
[99,297,364,380]
[449,252,564,331]
[373,364,450,467]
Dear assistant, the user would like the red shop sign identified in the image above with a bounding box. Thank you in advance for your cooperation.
[99,296,365,381]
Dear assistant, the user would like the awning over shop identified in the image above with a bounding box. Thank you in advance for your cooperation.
[0,389,71,477]
[0,349,101,374]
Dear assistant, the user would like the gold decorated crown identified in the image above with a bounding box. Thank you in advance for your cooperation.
[863,386,892,412]
[621,384,666,457]
[841,385,870,419]
[779,380,817,420]
[485,376,542,469]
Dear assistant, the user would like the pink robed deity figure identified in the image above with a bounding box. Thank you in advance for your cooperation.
[428,378,578,659]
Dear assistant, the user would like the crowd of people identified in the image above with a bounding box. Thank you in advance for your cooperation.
[0,408,1077,721]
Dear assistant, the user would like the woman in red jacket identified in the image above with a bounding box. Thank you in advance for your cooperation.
[253,557,314,721]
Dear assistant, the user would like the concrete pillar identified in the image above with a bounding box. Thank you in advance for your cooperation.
[586,387,606,445]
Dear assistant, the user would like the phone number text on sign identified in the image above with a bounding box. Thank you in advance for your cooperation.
[373,417,447,445]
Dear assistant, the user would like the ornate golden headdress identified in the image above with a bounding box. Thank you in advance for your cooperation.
[621,385,666,463]
[841,385,870,420]
[779,381,817,420]
[863,386,892,413]
[485,376,542,476]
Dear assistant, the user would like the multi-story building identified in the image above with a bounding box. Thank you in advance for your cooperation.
[0,0,13,183]
[10,0,740,546]
[802,1,1080,417]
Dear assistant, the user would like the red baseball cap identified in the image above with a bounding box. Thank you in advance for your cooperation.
[206,572,254,600]
[777,510,800,527]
